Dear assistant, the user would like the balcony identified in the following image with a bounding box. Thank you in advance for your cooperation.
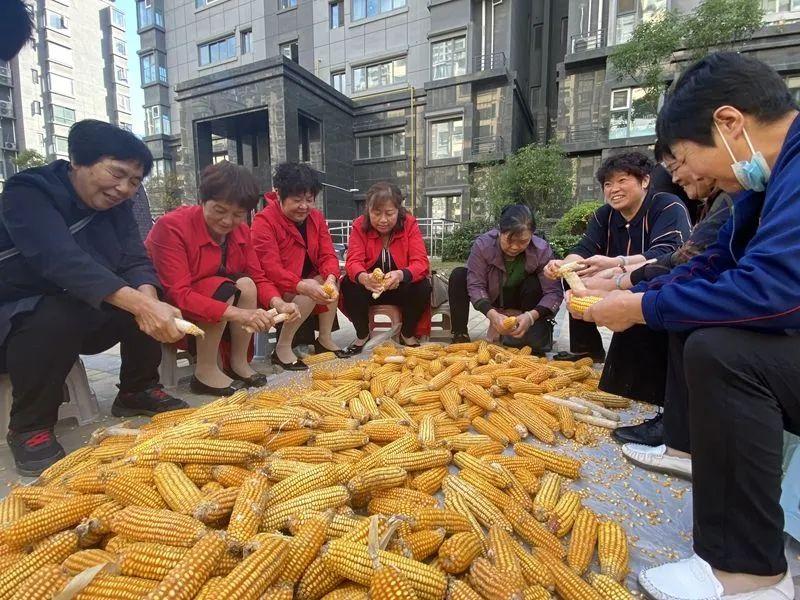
[473,52,506,72]
[471,135,505,157]
[0,101,13,119]
[0,66,11,87]
[570,30,607,54]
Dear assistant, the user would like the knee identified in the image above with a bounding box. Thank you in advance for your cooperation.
[448,267,468,291]
[415,278,432,295]
[683,328,743,379]
[235,277,257,298]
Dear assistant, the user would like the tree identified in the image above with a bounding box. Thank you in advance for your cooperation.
[146,172,185,215]
[471,142,574,222]
[12,149,46,171]
[610,0,764,103]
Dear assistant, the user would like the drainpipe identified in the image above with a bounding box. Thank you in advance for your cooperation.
[410,86,416,214]
[482,0,487,67]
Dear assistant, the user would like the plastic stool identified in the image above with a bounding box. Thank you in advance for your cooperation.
[158,344,196,389]
[369,305,402,340]
[429,303,452,340]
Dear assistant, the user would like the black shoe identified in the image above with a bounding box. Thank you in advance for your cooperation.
[7,429,66,477]
[451,333,471,344]
[271,351,308,371]
[113,385,190,416]
[339,341,367,357]
[313,338,350,359]
[552,350,606,363]
[223,369,268,388]
[612,412,664,446]
[188,376,247,397]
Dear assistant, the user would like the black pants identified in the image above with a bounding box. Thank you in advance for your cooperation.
[598,326,668,405]
[671,327,800,576]
[448,267,554,352]
[568,314,606,358]
[0,294,161,433]
[662,332,692,453]
[340,276,432,339]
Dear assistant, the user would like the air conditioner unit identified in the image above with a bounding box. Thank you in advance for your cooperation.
[3,142,17,150]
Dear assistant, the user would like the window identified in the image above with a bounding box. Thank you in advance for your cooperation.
[199,35,236,66]
[762,0,800,14]
[574,155,602,200]
[330,1,344,28]
[51,105,76,126]
[298,113,322,168]
[54,136,69,155]
[196,0,222,7]
[280,41,299,62]
[111,8,126,28]
[31,101,41,116]
[429,195,462,221]
[113,37,127,55]
[115,65,128,82]
[431,37,467,80]
[118,94,131,112]
[331,71,345,93]
[31,69,38,84]
[352,0,406,21]
[47,41,73,67]
[120,123,133,132]
[429,119,463,160]
[241,29,252,54]
[145,105,171,136]
[609,87,657,139]
[356,131,405,159]
[352,57,406,92]
[137,0,164,28]
[46,10,68,31]
[141,54,156,84]
[615,0,665,43]
[159,65,168,83]
[279,0,297,9]
[48,73,73,96]
[786,75,800,105]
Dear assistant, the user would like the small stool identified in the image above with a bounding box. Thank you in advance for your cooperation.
[369,305,402,341]
[429,303,452,340]
[159,344,196,389]
[0,358,100,444]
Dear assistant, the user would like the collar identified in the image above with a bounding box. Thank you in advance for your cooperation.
[612,195,648,229]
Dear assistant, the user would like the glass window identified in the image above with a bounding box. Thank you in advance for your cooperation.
[141,54,156,84]
[118,94,131,112]
[113,37,127,55]
[145,105,171,136]
[47,42,72,67]
[280,40,298,62]
[115,65,128,82]
[54,136,69,155]
[31,69,38,84]
[352,57,406,92]
[51,105,76,126]
[111,8,125,28]
[137,0,164,28]
[356,131,405,159]
[429,119,463,160]
[615,0,665,43]
[431,37,467,80]
[120,122,133,132]
[352,0,405,21]
[330,1,344,28]
[331,71,345,93]
[46,10,67,30]
[609,87,656,139]
[241,30,252,54]
[159,65,168,83]
[786,75,800,105]
[199,35,237,66]
[429,195,462,221]
[48,73,73,96]
[278,0,297,9]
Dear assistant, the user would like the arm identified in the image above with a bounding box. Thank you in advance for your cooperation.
[345,225,368,283]
[465,248,493,315]
[402,220,431,283]
[569,207,609,259]
[315,217,343,280]
[250,217,302,294]
[642,198,692,260]
[243,230,282,310]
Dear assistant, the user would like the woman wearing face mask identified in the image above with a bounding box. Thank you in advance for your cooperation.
[340,182,431,353]
[577,52,800,599]
[447,204,563,351]
[146,161,300,395]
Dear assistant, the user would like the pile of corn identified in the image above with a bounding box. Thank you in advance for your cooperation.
[0,341,636,600]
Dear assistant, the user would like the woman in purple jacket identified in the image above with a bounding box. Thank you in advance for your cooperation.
[447,205,563,352]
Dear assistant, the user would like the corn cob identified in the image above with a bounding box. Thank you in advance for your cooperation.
[281,512,331,584]
[598,521,628,582]
[511,544,554,590]
[566,508,598,574]
[400,528,446,561]
[2,493,106,549]
[194,486,240,524]
[532,473,563,521]
[143,532,227,600]
[272,446,335,463]
[313,430,370,451]
[0,496,27,529]
[347,467,408,496]
[261,486,350,531]
[502,504,564,558]
[370,564,419,600]
[118,542,188,579]
[579,391,631,409]
[458,469,513,512]
[468,556,523,600]
[227,471,270,551]
[501,316,518,332]
[152,462,204,515]
[587,573,634,599]
[454,452,511,488]
[471,417,509,446]
[319,583,370,599]
[267,463,339,505]
[10,564,69,600]
[437,531,482,574]
[443,476,511,531]
[62,548,117,574]
[153,439,265,464]
[447,580,483,600]
[110,507,207,547]
[181,464,214,487]
[513,444,581,479]
[382,449,451,471]
[547,490,581,537]
[487,525,526,590]
[39,446,96,483]
[567,294,603,316]
[0,530,78,600]
[408,467,448,496]
[210,465,251,487]
[536,548,602,600]
[520,585,551,600]
[213,537,289,599]
[428,363,466,391]
[105,476,167,509]
[363,420,413,442]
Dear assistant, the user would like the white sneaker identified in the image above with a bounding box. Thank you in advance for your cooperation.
[621,443,692,479]
[639,554,794,600]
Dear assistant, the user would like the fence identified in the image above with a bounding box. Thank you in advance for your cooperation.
[327,218,460,258]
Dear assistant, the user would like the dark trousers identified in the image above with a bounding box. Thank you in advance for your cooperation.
[671,327,800,575]
[1,294,161,433]
[598,326,668,405]
[663,332,692,453]
[448,267,554,352]
[568,314,606,358]
[340,276,432,339]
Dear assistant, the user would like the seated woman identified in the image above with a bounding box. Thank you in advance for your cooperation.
[448,204,563,352]
[340,182,431,353]
[251,162,343,371]
[147,160,300,395]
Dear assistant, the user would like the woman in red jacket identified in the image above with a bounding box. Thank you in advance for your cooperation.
[146,161,299,395]
[341,182,431,354]
[251,162,344,370]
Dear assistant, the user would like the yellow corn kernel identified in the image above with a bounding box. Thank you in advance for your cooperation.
[447,580,483,600]
[513,444,581,479]
[537,548,602,600]
[502,504,564,559]
[468,556,523,600]
[567,295,603,317]
[227,471,271,551]
[370,565,419,600]
[587,572,634,599]
[143,532,227,600]
[63,548,117,575]
[10,564,69,600]
[110,506,207,547]
[532,473,563,522]
[2,493,106,549]
[214,537,289,599]
[598,521,629,582]
[566,508,598,575]
[548,490,582,537]
[153,462,204,515]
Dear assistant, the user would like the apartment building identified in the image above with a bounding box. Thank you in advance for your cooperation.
[136,0,568,220]
[0,0,133,188]
[557,0,800,201]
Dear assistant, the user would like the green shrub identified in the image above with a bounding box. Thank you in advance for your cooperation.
[553,202,603,236]
[442,219,493,262]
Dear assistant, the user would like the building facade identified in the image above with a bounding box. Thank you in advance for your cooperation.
[0,0,133,188]
[557,0,800,202]
[136,0,568,220]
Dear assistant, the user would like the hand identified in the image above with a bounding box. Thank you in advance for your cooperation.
[579,275,618,293]
[358,272,384,294]
[135,298,183,344]
[574,255,623,277]
[582,290,646,332]
[382,270,403,291]
[543,259,564,280]
[232,307,275,333]
[297,279,333,304]
[595,267,621,280]
[273,300,301,323]
[137,284,159,300]
[510,311,535,338]
[486,309,509,334]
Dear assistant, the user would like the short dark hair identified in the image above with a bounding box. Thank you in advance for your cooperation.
[657,52,796,148]
[68,120,153,176]
[498,204,536,237]
[362,182,407,234]
[273,162,322,201]
[0,0,33,61]
[653,140,673,163]
[198,160,260,211]
[595,152,653,185]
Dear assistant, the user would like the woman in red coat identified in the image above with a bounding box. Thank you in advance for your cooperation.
[146,161,299,395]
[341,182,432,354]
[251,162,344,370]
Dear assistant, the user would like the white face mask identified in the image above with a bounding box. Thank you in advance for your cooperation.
[714,121,771,192]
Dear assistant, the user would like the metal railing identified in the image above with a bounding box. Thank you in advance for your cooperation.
[560,122,608,144]
[0,66,11,87]
[326,217,460,258]
[570,30,607,54]
[474,52,507,72]
[472,135,504,156]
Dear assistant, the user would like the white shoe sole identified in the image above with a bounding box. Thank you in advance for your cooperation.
[623,449,693,481]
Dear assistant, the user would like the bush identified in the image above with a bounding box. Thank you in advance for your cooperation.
[548,201,603,258]
[548,233,582,259]
[442,219,493,262]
